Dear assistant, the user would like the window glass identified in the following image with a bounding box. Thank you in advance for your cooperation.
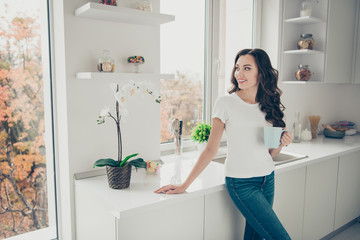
[159,0,253,145]
[217,0,254,97]
[160,0,205,143]
[0,0,57,239]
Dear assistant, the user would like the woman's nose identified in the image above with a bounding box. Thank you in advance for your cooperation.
[235,69,243,77]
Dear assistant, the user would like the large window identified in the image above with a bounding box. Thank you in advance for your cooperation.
[0,0,57,239]
[217,0,254,97]
[160,0,205,144]
[160,0,254,147]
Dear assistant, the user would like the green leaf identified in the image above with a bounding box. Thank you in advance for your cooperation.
[128,158,147,169]
[119,153,139,167]
[93,158,119,168]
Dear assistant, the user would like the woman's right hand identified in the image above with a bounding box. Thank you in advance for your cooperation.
[154,184,187,194]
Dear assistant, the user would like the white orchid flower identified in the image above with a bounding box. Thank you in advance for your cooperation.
[99,106,110,117]
[121,83,133,97]
[114,91,126,103]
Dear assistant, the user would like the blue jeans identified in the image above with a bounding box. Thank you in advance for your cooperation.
[225,172,291,240]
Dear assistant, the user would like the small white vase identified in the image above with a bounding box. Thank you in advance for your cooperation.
[197,142,207,152]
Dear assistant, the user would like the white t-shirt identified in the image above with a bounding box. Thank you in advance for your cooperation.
[212,93,274,178]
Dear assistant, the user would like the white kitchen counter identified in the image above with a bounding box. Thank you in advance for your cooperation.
[75,134,360,220]
[275,134,360,173]
[75,152,226,220]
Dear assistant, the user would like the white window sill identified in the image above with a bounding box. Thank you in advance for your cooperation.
[160,139,227,160]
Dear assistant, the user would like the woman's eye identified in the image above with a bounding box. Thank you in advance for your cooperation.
[245,67,251,71]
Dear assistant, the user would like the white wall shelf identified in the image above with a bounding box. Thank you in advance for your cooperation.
[284,49,324,55]
[281,81,322,84]
[75,2,175,26]
[285,16,324,24]
[76,72,175,80]
[279,0,328,83]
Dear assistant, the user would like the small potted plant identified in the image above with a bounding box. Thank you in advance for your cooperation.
[191,122,211,152]
[93,81,161,189]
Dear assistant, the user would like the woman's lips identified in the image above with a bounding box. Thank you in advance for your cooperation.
[237,79,247,84]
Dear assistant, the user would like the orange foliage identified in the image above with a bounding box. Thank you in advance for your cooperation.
[160,71,204,143]
[0,7,49,238]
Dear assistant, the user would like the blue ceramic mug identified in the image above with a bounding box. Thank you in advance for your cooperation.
[264,126,285,148]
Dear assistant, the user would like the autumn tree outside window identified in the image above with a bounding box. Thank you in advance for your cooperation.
[0,1,57,239]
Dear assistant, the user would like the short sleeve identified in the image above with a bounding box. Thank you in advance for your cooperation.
[212,97,228,124]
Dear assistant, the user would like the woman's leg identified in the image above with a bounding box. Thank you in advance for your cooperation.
[243,172,276,240]
[225,172,291,240]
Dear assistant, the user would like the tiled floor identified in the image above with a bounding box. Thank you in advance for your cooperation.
[329,222,360,240]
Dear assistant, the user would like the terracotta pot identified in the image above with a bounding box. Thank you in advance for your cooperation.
[106,164,132,189]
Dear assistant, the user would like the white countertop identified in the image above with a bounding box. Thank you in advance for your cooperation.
[75,134,360,219]
[274,134,360,173]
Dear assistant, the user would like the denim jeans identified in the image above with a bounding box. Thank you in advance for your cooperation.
[225,171,291,240]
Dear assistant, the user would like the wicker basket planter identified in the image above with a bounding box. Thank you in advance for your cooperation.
[106,164,132,189]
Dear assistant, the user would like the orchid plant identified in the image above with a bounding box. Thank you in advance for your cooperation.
[93,80,161,169]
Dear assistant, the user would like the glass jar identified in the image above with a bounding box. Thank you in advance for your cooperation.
[295,65,311,81]
[97,50,114,72]
[135,0,152,12]
[300,1,312,17]
[297,34,315,50]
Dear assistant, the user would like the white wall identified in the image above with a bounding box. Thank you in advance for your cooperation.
[280,83,360,131]
[65,0,161,174]
[54,0,161,239]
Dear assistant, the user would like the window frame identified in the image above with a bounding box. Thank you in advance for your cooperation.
[160,0,261,155]
[0,0,59,239]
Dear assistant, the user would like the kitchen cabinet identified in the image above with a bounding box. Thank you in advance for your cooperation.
[324,0,358,84]
[274,167,306,240]
[204,190,244,240]
[279,0,328,83]
[303,158,338,239]
[117,196,204,240]
[75,179,115,240]
[335,150,360,229]
[76,183,204,240]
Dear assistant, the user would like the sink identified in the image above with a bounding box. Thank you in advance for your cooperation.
[212,151,308,166]
[273,151,308,166]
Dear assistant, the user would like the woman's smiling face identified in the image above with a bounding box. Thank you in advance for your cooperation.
[234,54,259,91]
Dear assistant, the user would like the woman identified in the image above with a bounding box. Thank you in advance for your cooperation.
[155,49,292,240]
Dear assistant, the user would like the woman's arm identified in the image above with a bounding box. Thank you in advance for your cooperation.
[269,130,293,158]
[154,118,225,194]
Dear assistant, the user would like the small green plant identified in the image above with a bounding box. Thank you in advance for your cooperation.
[191,122,211,143]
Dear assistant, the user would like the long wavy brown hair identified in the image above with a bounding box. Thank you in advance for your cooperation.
[228,48,286,127]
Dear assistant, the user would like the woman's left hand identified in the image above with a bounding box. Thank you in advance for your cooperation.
[280,131,293,147]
